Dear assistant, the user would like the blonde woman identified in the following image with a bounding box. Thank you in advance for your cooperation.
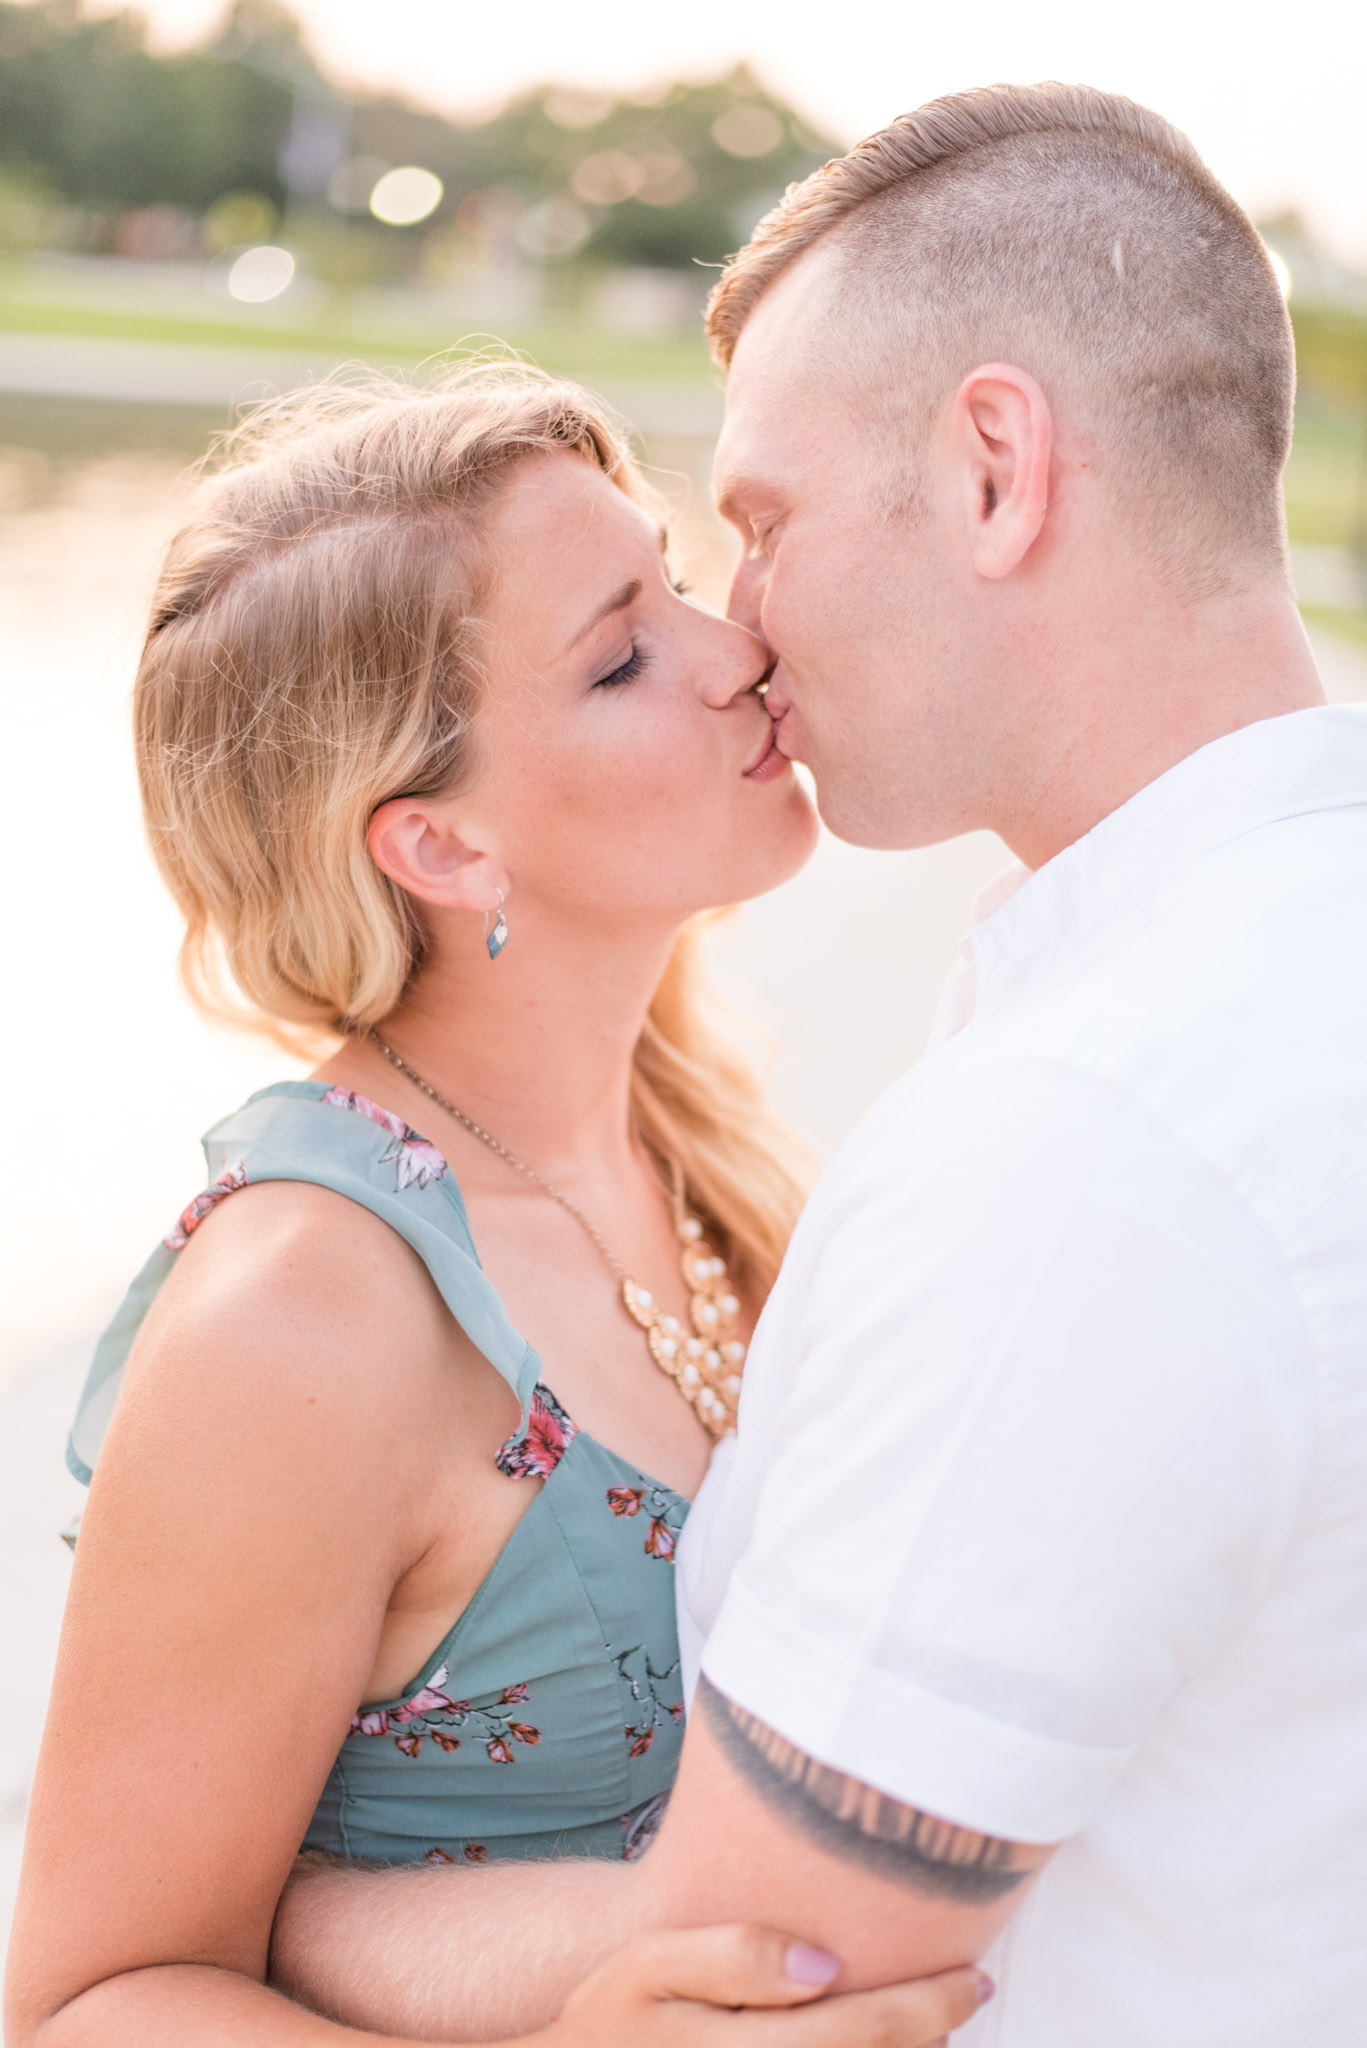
[6,367,984,2048]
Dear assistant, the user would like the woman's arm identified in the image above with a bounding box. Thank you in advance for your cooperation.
[15,1928,989,2048]
[4,1169,985,2048]
[4,1182,470,2047]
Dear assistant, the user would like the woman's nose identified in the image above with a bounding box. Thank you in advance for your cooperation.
[698,617,772,711]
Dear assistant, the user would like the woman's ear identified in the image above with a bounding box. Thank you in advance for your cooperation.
[367,796,507,917]
[952,362,1053,581]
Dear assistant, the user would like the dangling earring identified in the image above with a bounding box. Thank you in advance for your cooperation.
[484,889,509,961]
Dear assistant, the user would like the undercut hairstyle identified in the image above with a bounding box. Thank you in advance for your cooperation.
[706,82,1296,592]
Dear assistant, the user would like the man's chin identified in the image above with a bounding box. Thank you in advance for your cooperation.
[811,776,956,852]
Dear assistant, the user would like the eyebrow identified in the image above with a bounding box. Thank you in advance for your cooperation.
[562,526,670,655]
[565,578,641,653]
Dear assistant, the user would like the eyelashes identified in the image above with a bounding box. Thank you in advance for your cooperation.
[594,646,652,689]
[592,579,687,689]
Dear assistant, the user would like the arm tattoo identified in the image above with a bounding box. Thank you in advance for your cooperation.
[698,1676,1033,1905]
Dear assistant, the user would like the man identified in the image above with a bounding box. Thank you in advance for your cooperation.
[274,82,1365,2044]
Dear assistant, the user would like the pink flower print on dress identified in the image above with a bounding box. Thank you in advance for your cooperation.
[164,1162,248,1249]
[349,1708,392,1738]
[621,1791,670,1863]
[496,1385,579,1480]
[463,1843,489,1864]
[320,1086,448,1191]
[391,1665,458,1725]
[606,1481,685,1562]
[348,1664,535,1764]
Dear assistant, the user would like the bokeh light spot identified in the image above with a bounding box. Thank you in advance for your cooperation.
[369,166,444,226]
[543,85,615,129]
[636,150,698,208]
[711,105,784,158]
[571,152,645,206]
[226,245,296,302]
[516,198,592,259]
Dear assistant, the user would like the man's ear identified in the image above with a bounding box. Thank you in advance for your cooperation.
[367,796,507,918]
[952,363,1053,580]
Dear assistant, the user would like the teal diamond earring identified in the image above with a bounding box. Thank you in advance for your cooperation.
[484,889,509,961]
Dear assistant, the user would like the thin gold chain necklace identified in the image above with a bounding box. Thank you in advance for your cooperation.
[367,1029,747,1439]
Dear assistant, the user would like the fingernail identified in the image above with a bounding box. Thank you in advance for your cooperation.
[976,1971,997,2005]
[785,1942,840,1986]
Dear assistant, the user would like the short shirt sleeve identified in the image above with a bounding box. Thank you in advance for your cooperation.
[698,1056,1317,1845]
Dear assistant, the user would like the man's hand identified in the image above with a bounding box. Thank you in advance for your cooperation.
[542,1925,992,2048]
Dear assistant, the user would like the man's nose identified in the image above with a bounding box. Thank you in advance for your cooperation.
[726,553,767,635]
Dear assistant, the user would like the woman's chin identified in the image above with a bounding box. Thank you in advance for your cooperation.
[724,784,822,905]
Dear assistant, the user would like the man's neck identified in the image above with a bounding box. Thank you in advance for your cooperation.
[996,583,1326,872]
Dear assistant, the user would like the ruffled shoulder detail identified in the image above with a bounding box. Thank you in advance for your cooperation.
[496,1384,579,1481]
[317,1087,450,1192]
[68,1082,542,1486]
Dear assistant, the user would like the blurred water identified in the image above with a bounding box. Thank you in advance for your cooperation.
[2,395,1365,1947]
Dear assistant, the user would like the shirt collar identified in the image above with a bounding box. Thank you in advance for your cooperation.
[964,704,1367,1027]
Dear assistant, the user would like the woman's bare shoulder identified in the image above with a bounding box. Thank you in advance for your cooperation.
[159,1173,437,1322]
[113,1177,477,1514]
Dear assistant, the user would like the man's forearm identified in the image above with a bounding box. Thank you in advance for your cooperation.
[270,1854,645,2043]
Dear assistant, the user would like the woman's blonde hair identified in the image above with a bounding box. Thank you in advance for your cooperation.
[135,359,809,1295]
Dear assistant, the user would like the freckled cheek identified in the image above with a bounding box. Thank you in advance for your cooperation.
[525,710,724,847]
[515,742,725,909]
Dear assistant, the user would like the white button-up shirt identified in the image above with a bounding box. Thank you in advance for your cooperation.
[678,706,1367,2047]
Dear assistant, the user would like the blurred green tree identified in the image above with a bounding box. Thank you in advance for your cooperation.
[0,0,296,212]
[0,0,839,271]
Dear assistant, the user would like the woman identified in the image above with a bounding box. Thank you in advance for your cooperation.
[6,365,985,2047]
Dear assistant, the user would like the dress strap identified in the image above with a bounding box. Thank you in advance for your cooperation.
[67,1081,542,1485]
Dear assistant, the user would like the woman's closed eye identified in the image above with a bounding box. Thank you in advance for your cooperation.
[594,646,652,689]
[591,574,688,687]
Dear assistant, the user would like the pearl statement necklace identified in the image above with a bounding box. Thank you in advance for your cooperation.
[367,1031,747,1439]
[621,1228,748,1438]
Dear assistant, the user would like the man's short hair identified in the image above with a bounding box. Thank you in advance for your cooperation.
[707,83,1295,588]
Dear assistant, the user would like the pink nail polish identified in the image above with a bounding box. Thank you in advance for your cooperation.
[785,1942,840,1986]
[976,1971,997,2005]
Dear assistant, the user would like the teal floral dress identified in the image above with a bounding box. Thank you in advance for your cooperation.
[68,1081,690,1867]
